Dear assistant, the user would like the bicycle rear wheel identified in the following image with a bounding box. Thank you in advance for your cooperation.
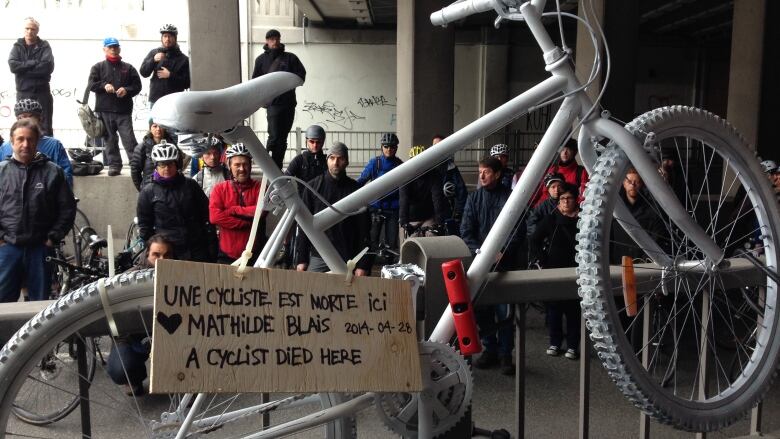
[577,106,780,431]
[0,271,355,438]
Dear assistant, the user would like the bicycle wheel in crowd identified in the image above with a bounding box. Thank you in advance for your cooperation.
[11,338,98,426]
[124,220,145,265]
[0,271,355,438]
[577,106,780,431]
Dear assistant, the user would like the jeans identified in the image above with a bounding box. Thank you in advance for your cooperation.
[546,300,581,351]
[106,336,150,388]
[100,112,138,169]
[475,304,514,356]
[266,105,295,170]
[369,208,399,251]
[0,242,49,302]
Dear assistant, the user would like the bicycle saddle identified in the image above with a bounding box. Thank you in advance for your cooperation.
[151,72,304,133]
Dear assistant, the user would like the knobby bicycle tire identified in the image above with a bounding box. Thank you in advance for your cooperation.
[576,106,780,431]
[0,270,355,438]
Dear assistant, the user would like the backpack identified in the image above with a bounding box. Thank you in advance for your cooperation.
[72,160,105,176]
[77,87,105,139]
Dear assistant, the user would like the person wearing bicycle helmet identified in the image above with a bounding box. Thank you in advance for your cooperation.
[210,143,267,264]
[251,29,307,170]
[139,24,190,106]
[532,139,588,207]
[489,143,514,190]
[9,17,55,136]
[0,118,76,303]
[106,234,174,396]
[761,159,780,197]
[193,137,230,197]
[87,37,142,176]
[0,98,72,187]
[433,134,467,236]
[462,156,525,374]
[285,124,327,183]
[136,140,213,262]
[130,119,179,191]
[357,132,403,253]
[295,142,372,274]
[399,145,450,243]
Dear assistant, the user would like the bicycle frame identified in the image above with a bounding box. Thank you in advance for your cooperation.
[168,0,728,436]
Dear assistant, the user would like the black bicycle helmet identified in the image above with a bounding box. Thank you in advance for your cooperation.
[68,148,94,163]
[380,132,399,147]
[306,125,326,141]
[544,172,564,188]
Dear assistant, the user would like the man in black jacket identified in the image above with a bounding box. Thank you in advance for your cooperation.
[461,156,524,374]
[88,37,142,176]
[251,29,306,170]
[8,17,55,136]
[399,146,450,244]
[295,142,372,274]
[0,119,76,302]
[139,24,190,106]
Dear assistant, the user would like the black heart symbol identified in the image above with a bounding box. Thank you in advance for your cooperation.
[157,312,183,335]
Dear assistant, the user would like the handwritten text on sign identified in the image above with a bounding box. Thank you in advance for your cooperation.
[150,260,421,393]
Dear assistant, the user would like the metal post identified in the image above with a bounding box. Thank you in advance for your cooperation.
[694,290,711,439]
[76,337,91,439]
[578,314,589,439]
[750,286,766,436]
[639,296,651,439]
[515,304,526,438]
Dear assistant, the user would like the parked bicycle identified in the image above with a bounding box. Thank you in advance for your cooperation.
[0,0,777,437]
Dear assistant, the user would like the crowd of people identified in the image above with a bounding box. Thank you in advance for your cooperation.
[6,17,780,391]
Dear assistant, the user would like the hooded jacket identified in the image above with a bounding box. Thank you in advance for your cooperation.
[130,133,179,191]
[139,44,190,103]
[250,43,306,110]
[1,137,73,187]
[209,178,265,259]
[530,209,579,269]
[399,169,450,224]
[136,173,210,261]
[357,155,404,210]
[285,150,327,183]
[8,38,54,93]
[0,153,76,245]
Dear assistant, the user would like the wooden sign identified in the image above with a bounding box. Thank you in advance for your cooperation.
[150,260,422,393]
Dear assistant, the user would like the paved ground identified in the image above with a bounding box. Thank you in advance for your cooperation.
[6,308,780,438]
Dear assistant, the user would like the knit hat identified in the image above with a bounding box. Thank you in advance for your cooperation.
[266,29,281,39]
[328,141,349,160]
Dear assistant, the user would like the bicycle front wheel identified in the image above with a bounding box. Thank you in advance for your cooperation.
[577,106,780,431]
[0,271,356,438]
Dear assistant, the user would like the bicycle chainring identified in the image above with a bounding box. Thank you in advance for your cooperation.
[375,341,472,438]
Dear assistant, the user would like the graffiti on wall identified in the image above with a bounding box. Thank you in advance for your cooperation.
[301,100,366,131]
[356,95,395,108]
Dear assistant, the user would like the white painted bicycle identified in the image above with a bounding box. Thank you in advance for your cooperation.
[1,0,778,436]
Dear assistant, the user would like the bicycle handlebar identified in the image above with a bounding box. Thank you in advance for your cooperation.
[430,0,496,26]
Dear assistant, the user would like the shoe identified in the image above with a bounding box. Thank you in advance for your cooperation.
[108,167,121,176]
[546,345,561,356]
[500,355,515,376]
[565,348,579,360]
[473,351,499,369]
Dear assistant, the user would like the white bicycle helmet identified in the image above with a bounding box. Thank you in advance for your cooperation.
[225,143,252,160]
[160,24,178,36]
[151,140,179,163]
[490,143,509,157]
[761,160,778,174]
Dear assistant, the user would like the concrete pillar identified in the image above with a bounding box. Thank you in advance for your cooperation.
[396,0,455,158]
[574,0,605,103]
[477,36,509,152]
[602,0,638,121]
[727,0,766,149]
[188,0,242,90]
[757,0,778,158]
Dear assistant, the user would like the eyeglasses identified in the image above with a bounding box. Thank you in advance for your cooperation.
[559,196,575,201]
[382,145,397,149]
[156,161,176,168]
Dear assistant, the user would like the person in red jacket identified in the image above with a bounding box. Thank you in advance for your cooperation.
[209,143,266,264]
[531,139,588,207]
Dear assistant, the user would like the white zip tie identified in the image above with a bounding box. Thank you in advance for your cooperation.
[233,175,269,278]
[345,246,369,285]
[97,278,119,337]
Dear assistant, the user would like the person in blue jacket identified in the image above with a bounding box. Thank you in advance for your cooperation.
[0,98,72,187]
[357,132,403,253]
